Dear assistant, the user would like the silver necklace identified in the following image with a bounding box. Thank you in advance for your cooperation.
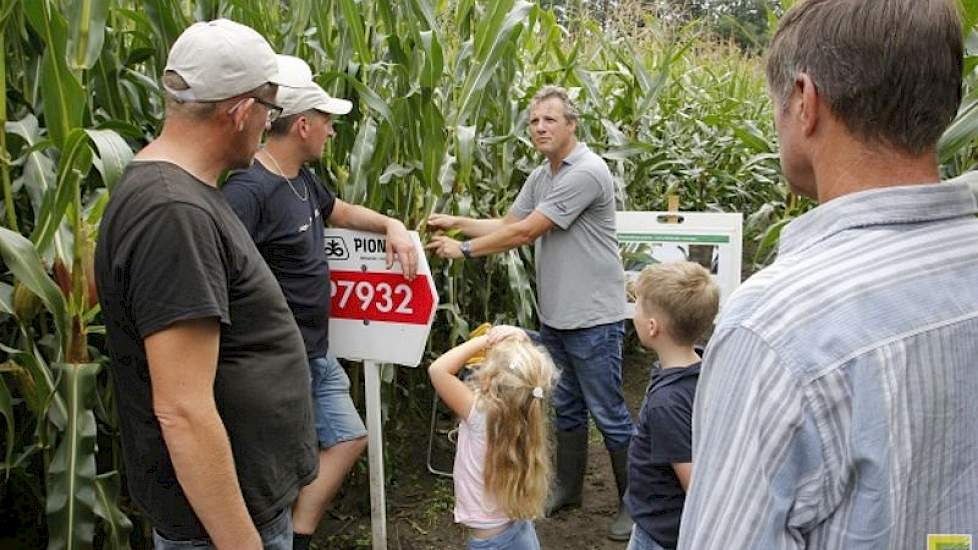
[262,150,309,202]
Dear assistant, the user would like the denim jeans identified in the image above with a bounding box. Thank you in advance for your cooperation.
[468,521,540,550]
[540,321,634,451]
[627,524,669,550]
[309,353,368,448]
[153,508,292,550]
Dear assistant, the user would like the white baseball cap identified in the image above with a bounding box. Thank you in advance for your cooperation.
[163,19,306,102]
[276,55,314,86]
[278,84,353,117]
[274,55,353,117]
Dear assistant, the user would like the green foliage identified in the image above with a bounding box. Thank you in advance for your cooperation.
[938,0,978,175]
[643,0,782,49]
[2,0,131,547]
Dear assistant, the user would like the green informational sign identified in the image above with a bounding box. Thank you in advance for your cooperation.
[617,212,743,312]
[618,233,731,244]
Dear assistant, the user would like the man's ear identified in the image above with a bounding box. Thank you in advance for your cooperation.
[296,115,311,139]
[229,98,254,132]
[797,73,819,137]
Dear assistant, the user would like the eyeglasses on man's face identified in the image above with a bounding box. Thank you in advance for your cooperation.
[250,96,283,122]
[227,96,283,123]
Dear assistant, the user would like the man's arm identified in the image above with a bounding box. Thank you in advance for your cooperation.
[329,199,417,279]
[426,213,518,238]
[146,318,261,550]
[426,210,554,259]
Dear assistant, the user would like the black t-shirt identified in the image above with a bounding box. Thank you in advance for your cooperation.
[222,162,336,359]
[95,161,318,540]
[624,362,701,549]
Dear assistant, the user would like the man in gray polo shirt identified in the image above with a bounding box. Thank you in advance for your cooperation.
[427,85,633,540]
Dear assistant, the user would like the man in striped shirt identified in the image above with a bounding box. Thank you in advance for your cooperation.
[678,1,978,549]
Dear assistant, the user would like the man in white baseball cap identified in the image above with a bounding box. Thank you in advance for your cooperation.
[96,21,318,550]
[163,19,303,102]
[223,56,417,550]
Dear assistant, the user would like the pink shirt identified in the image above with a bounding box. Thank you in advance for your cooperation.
[453,405,510,529]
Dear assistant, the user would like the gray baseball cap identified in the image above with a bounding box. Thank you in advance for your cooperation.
[164,19,305,102]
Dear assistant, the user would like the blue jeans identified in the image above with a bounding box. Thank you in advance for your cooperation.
[540,321,633,451]
[153,508,292,549]
[310,354,368,448]
[627,524,669,550]
[468,521,540,550]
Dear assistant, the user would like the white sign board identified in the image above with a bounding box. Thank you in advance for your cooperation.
[618,212,743,314]
[324,229,438,368]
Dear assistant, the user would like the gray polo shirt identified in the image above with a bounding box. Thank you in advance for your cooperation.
[510,143,626,330]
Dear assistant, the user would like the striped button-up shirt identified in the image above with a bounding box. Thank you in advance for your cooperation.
[678,177,978,550]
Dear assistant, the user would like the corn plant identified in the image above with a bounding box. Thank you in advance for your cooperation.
[2,1,134,548]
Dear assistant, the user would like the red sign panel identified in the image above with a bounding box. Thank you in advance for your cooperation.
[329,270,435,325]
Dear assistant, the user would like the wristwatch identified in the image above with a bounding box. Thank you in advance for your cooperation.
[460,240,473,259]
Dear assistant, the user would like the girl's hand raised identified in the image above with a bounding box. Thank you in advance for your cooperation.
[487,325,529,346]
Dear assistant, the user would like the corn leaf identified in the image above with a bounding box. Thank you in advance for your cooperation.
[92,472,133,550]
[66,0,110,71]
[85,129,134,193]
[0,227,67,349]
[0,374,14,481]
[22,1,85,150]
[31,129,93,256]
[45,362,100,550]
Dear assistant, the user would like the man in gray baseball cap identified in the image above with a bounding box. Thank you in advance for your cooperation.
[223,56,417,550]
[96,20,317,550]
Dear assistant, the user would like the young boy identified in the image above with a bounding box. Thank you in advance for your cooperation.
[625,261,719,550]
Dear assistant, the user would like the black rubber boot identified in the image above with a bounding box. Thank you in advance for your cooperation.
[544,429,589,517]
[607,448,633,541]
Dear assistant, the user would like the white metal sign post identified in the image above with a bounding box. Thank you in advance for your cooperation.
[364,361,386,549]
[617,212,744,312]
[324,229,438,550]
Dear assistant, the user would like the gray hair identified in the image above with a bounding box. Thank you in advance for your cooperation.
[162,71,277,121]
[766,0,962,156]
[530,85,580,124]
[162,72,219,119]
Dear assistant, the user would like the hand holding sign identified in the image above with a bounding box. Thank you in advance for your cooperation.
[384,220,418,280]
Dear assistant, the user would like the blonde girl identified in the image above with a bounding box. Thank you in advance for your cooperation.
[428,325,557,549]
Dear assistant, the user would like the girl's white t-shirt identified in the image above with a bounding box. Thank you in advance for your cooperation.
[453,404,511,529]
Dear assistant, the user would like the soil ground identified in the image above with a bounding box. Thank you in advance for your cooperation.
[315,347,656,550]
